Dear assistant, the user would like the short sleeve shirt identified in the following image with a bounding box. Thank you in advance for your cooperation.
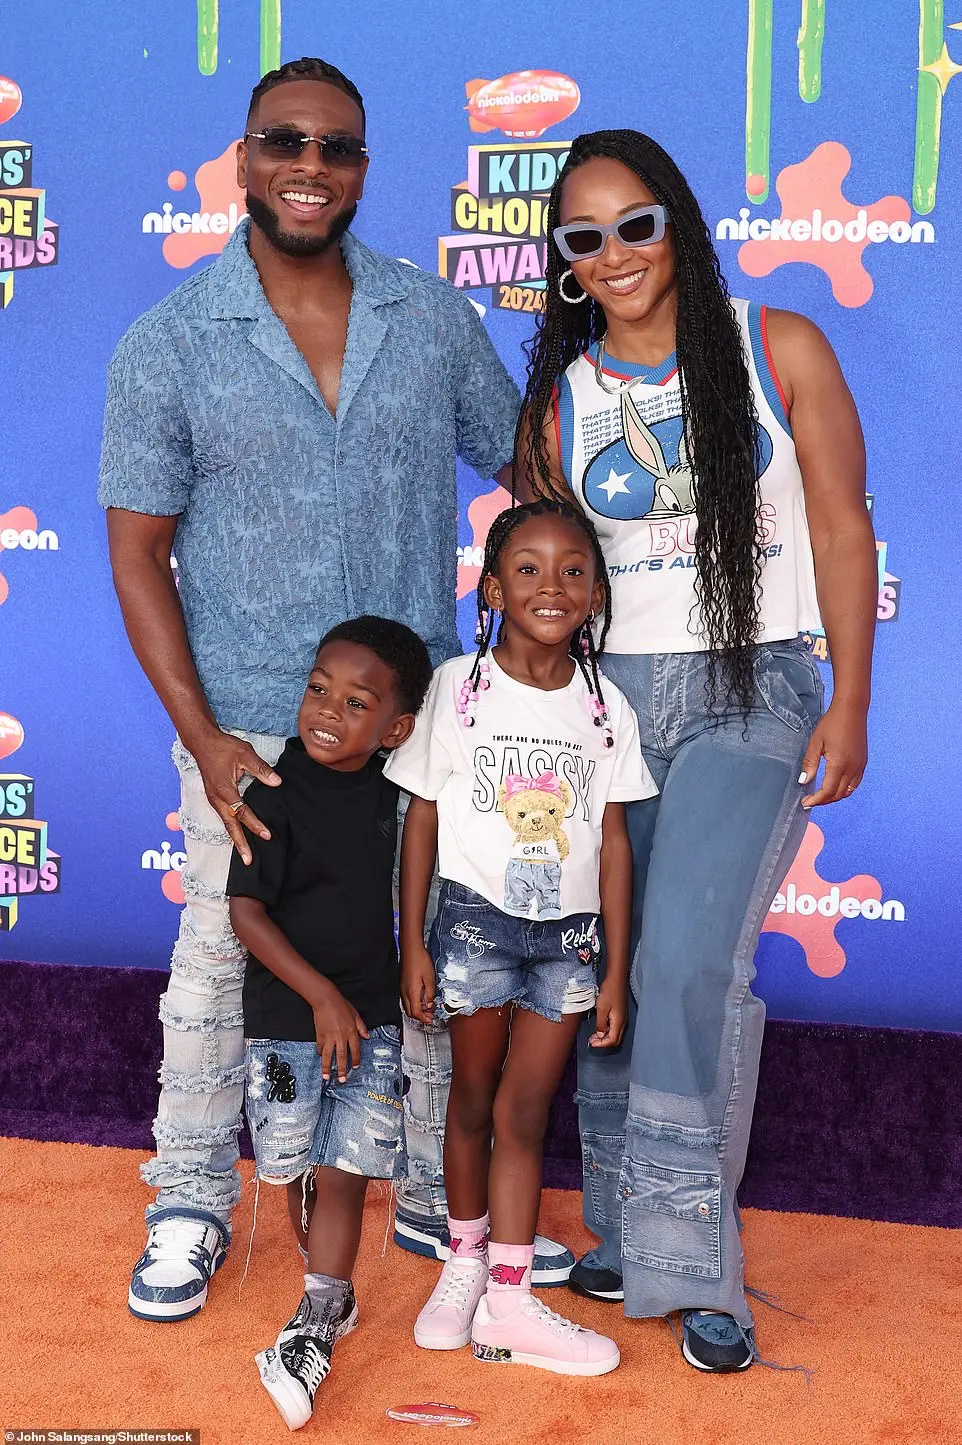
[384,654,656,919]
[226,737,400,1041]
[98,219,521,736]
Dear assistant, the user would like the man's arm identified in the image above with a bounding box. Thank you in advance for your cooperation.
[106,509,282,862]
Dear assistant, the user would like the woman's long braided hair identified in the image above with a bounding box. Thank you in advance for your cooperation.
[467,500,613,726]
[515,129,764,709]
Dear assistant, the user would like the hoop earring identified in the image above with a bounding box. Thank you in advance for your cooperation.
[558,269,588,305]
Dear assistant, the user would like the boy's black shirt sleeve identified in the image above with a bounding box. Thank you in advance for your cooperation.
[225,739,401,1042]
[225,780,290,909]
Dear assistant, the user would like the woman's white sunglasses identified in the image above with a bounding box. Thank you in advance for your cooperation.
[553,203,669,263]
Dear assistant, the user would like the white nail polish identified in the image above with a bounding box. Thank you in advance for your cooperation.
[798,772,808,784]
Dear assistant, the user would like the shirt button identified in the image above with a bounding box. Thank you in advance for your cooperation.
[697,1202,711,1217]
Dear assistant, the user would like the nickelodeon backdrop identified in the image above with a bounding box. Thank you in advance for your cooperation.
[2,2,959,1030]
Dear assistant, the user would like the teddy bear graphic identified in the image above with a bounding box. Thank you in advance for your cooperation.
[497,770,573,920]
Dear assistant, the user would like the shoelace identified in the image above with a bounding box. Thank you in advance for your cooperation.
[433,1259,485,1308]
[285,1338,330,1396]
[145,1219,212,1263]
[520,1295,581,1337]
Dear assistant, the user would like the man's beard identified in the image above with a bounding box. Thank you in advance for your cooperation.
[246,191,357,257]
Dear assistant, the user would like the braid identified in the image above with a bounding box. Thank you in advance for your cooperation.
[465,500,615,745]
[516,129,764,711]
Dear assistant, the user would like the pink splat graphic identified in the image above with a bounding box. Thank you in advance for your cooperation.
[0,506,38,606]
[457,484,512,600]
[738,142,910,308]
[762,822,883,978]
[160,810,185,904]
[162,141,246,269]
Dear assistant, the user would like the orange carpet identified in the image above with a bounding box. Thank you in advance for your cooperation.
[1,1137,958,1444]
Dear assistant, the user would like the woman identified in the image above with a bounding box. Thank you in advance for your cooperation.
[515,130,876,1372]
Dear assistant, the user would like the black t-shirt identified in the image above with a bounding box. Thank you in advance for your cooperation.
[226,737,400,1041]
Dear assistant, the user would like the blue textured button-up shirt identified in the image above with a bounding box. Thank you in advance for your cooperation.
[99,218,520,734]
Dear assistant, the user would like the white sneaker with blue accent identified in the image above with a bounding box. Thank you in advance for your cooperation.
[393,1209,574,1286]
[128,1209,229,1321]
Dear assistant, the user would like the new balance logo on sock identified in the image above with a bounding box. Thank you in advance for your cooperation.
[451,1235,488,1258]
[489,1263,527,1286]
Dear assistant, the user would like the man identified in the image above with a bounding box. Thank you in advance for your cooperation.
[100,56,572,1322]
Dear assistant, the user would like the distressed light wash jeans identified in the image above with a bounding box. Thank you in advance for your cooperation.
[143,732,286,1233]
[578,641,823,1327]
[392,792,449,1223]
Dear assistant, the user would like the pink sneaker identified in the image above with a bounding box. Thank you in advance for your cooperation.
[414,1256,488,1350]
[471,1293,620,1376]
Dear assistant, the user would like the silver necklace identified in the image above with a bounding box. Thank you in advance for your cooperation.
[593,335,641,396]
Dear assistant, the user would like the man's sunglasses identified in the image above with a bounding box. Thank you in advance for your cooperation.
[244,128,369,166]
[553,204,669,262]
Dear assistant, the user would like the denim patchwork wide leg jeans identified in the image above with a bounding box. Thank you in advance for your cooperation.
[577,642,823,1326]
[142,732,286,1231]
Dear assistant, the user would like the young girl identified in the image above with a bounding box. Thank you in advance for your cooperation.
[384,499,656,1377]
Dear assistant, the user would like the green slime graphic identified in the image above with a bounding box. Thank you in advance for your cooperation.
[261,0,282,76]
[746,0,773,203]
[913,0,944,214]
[797,0,825,102]
[197,0,218,76]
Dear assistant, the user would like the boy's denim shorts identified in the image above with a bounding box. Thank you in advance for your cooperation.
[244,1025,404,1184]
[429,880,600,1024]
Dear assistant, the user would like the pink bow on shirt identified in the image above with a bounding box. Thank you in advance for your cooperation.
[503,770,564,800]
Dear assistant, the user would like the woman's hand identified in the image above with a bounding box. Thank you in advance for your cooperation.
[401,943,437,1025]
[799,697,868,808]
[588,978,628,1049]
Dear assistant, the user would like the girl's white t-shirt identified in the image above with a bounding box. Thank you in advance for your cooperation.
[384,653,656,920]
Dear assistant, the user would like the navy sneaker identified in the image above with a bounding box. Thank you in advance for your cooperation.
[680,1311,755,1373]
[567,1256,624,1303]
[393,1208,574,1287]
[128,1208,229,1322]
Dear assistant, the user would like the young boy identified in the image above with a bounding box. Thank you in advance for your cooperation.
[227,616,433,1431]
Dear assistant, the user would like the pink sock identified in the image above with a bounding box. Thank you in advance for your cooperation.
[448,1213,489,1260]
[485,1241,534,1318]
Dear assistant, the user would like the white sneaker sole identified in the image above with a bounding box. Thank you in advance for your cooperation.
[255,1308,359,1430]
[255,1348,313,1430]
[414,1324,473,1350]
[471,1339,620,1376]
[128,1245,224,1321]
[394,1219,573,1285]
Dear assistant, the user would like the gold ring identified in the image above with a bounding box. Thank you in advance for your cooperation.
[228,799,244,815]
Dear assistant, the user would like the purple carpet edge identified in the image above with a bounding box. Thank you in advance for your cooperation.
[2,957,960,1228]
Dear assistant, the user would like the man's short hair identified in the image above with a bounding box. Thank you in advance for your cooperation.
[248,57,365,131]
[316,617,433,715]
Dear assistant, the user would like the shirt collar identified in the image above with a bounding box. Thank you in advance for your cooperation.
[207,216,412,320]
[279,734,387,790]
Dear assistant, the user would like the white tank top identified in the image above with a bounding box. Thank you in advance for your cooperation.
[555,299,821,654]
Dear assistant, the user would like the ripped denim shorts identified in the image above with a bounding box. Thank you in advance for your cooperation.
[429,880,600,1025]
[245,1025,404,1183]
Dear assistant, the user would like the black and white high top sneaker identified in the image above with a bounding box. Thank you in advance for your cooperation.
[255,1285,358,1430]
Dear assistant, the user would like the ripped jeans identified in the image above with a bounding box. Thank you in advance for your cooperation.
[143,732,286,1232]
[578,641,823,1327]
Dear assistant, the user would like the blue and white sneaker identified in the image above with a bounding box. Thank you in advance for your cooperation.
[128,1208,229,1322]
[680,1311,755,1373]
[393,1208,574,1287]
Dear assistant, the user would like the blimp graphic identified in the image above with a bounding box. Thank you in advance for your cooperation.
[465,70,580,139]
